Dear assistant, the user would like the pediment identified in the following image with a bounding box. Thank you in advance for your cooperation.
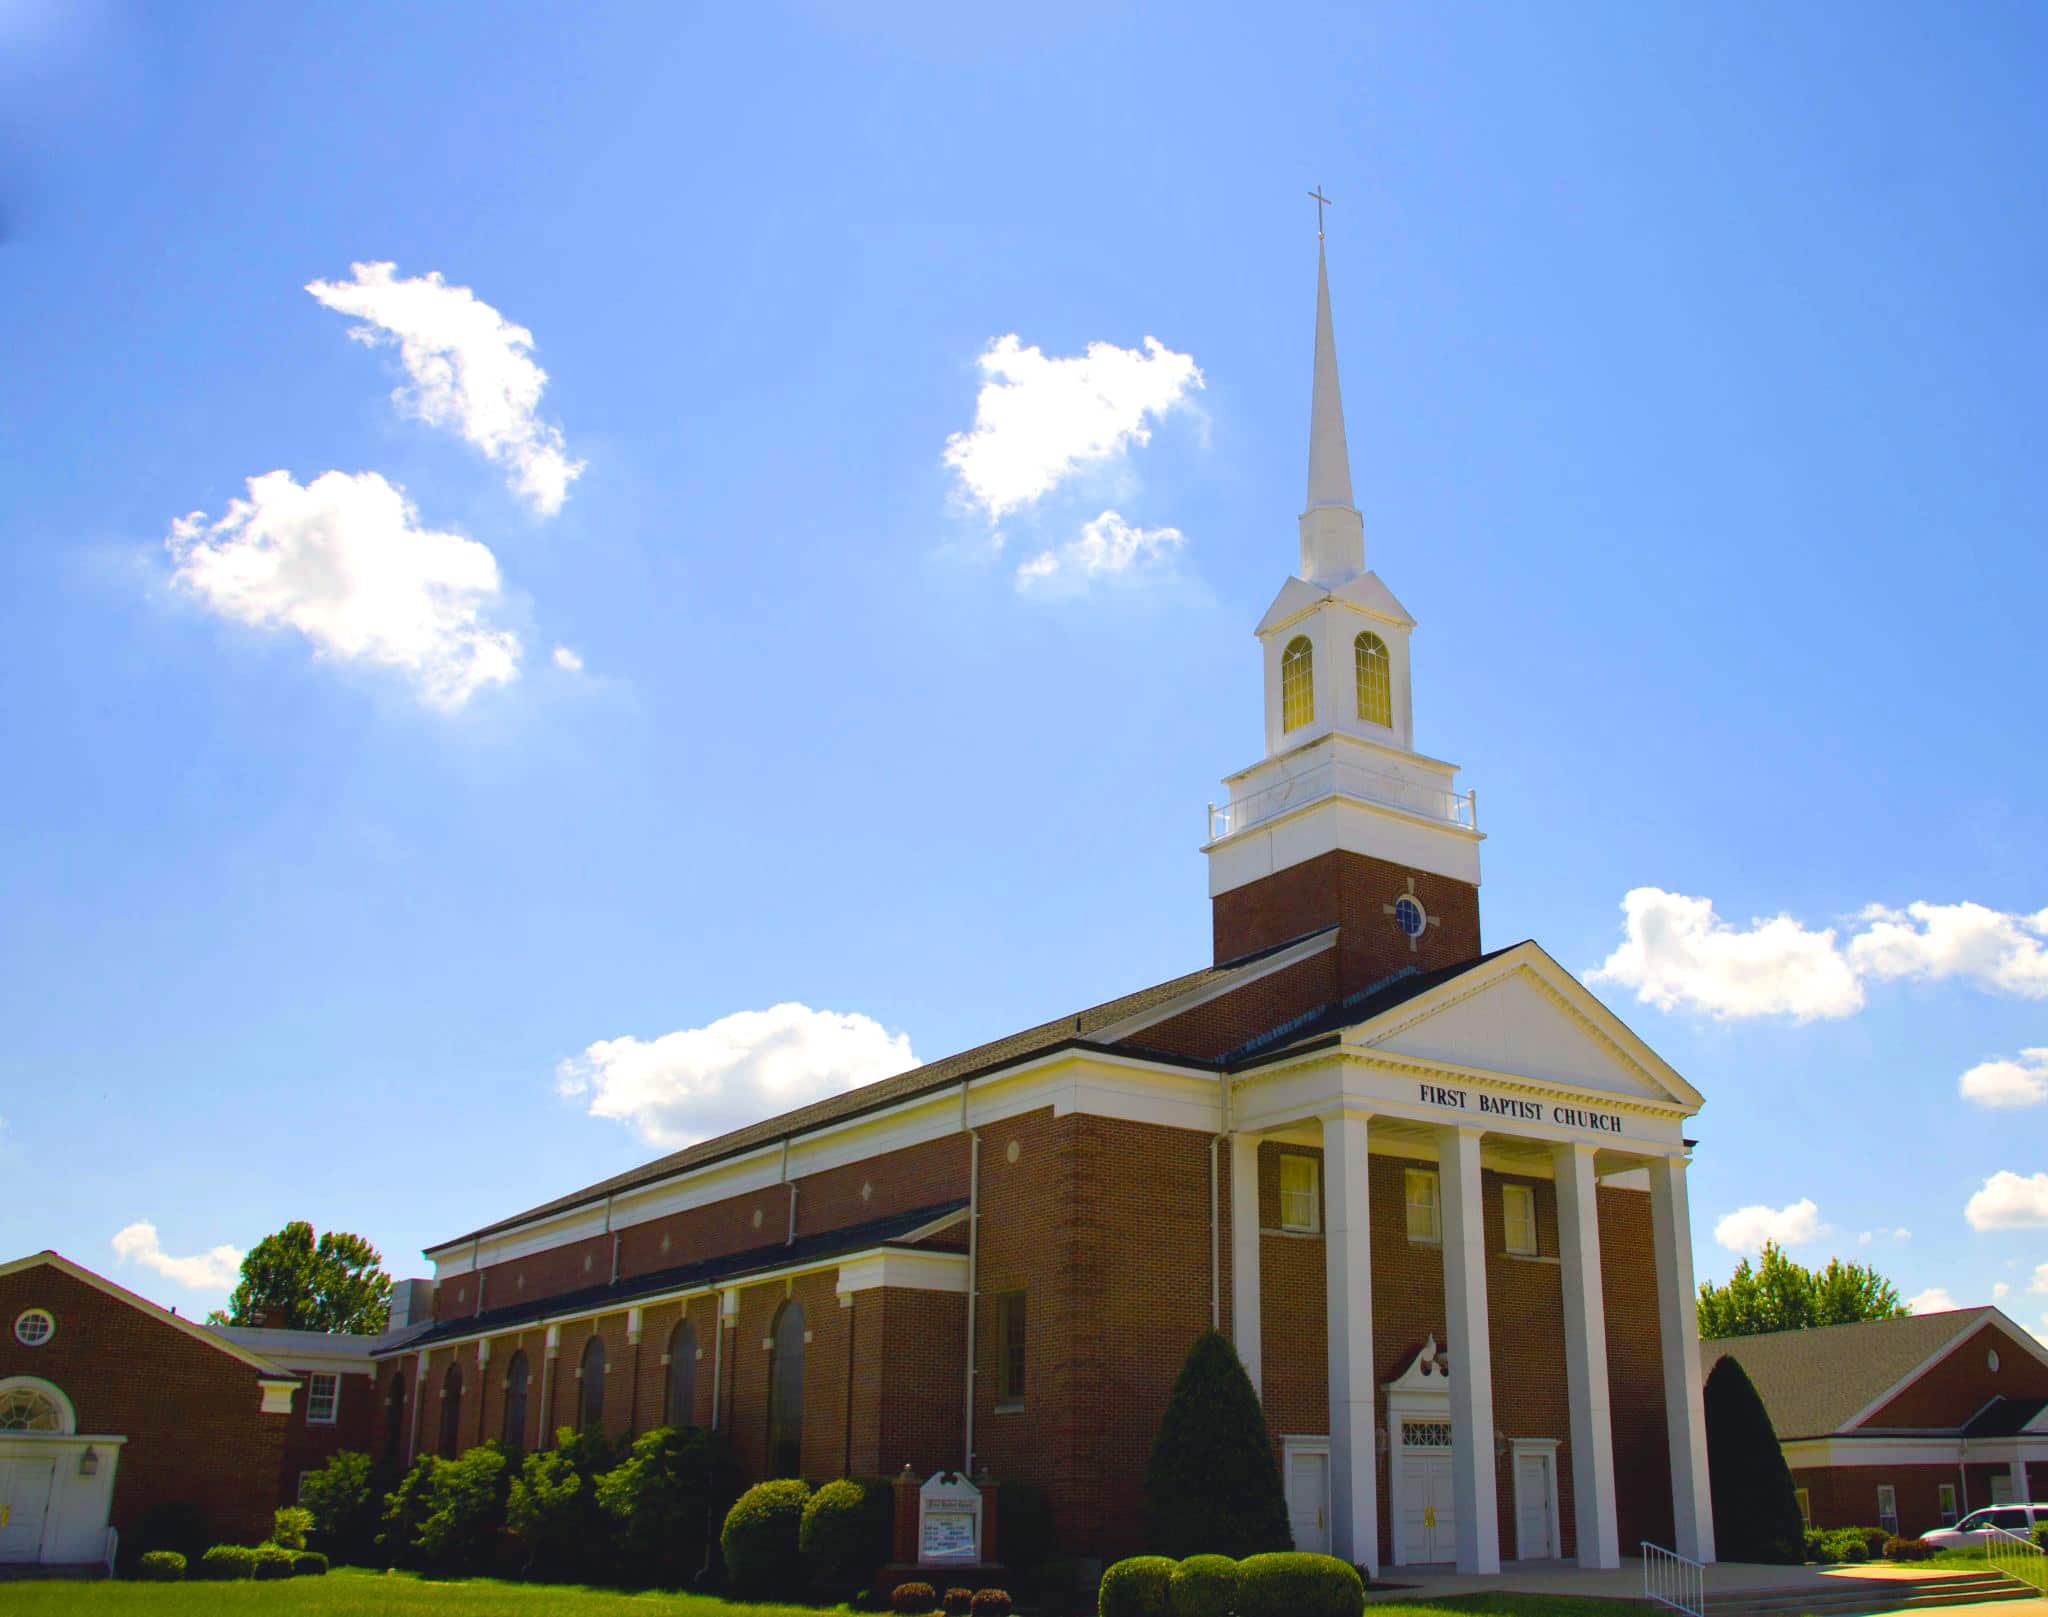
[1255,576,1327,635]
[1359,948,1700,1109]
[1254,572,1416,637]
[1331,570,1415,627]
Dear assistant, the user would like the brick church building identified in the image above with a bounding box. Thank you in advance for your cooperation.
[370,237,1717,1577]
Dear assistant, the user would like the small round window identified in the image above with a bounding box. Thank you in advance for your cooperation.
[13,1309,55,1347]
[1394,895,1428,939]
[1988,1349,2000,1373]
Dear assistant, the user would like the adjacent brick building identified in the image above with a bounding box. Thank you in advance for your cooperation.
[1712,1309,2048,1538]
[370,239,1720,1580]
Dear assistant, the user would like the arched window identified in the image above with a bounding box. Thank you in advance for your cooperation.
[1281,636,1315,732]
[1354,631,1391,727]
[502,1351,529,1449]
[578,1335,606,1433]
[438,1362,464,1458]
[667,1320,697,1428]
[0,1376,74,1434]
[383,1372,406,1464]
[767,1301,805,1478]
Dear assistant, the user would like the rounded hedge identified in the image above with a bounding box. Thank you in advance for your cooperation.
[720,1478,811,1598]
[800,1477,891,1587]
[944,1590,974,1616]
[970,1591,1012,1617]
[1099,1555,1177,1617]
[1168,1554,1241,1617]
[892,1580,937,1614]
[197,1545,257,1581]
[1235,1552,1364,1617]
[292,1550,330,1576]
[252,1545,296,1580]
[137,1551,186,1582]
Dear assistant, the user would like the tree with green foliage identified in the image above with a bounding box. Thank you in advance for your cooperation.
[1143,1329,1291,1558]
[1703,1354,1805,1563]
[415,1442,511,1575]
[505,1426,617,1581]
[376,1455,440,1571]
[206,1221,393,1334]
[298,1451,380,1565]
[1697,1243,1908,1339]
[596,1425,737,1587]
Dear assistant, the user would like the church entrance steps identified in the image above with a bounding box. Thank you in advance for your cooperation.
[1707,1572,2040,1617]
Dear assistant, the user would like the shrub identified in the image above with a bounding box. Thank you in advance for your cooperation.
[252,1545,296,1580]
[1884,1536,1933,1562]
[271,1505,314,1551]
[971,1591,1012,1617]
[300,1451,380,1565]
[2034,1522,2047,1551]
[136,1551,186,1581]
[598,1425,738,1589]
[1804,1528,1832,1563]
[892,1580,937,1613]
[720,1478,811,1599]
[506,1427,617,1582]
[1144,1331,1290,1558]
[945,1589,974,1615]
[129,1502,211,1569]
[1098,1555,1176,1617]
[1703,1356,1804,1563]
[415,1441,510,1575]
[801,1477,894,1590]
[197,1545,257,1580]
[1169,1554,1241,1617]
[377,1454,439,1570]
[1235,1552,1365,1617]
[293,1551,330,1576]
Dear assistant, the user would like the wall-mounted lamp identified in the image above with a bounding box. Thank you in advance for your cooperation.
[79,1446,99,1477]
[1375,1426,1390,1457]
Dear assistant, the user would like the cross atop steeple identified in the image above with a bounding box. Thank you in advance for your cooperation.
[1308,186,1332,240]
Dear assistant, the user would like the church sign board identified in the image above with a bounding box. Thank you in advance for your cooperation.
[917,1472,982,1566]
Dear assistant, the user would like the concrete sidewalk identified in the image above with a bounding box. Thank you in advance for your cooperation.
[1364,1557,2034,1603]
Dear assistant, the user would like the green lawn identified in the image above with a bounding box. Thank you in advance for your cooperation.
[0,1571,1662,1617]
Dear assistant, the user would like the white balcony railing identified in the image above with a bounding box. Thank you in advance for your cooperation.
[1208,756,1477,842]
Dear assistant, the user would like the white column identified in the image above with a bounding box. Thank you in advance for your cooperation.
[1552,1144,1620,1569]
[1322,1111,1379,1575]
[2009,1457,2030,1508]
[1231,1132,1263,1397]
[1438,1124,1500,1574]
[1648,1154,1716,1563]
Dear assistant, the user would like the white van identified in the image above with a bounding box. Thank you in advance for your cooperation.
[1920,1503,2045,1550]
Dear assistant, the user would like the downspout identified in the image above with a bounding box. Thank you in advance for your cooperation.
[783,1137,799,1244]
[1210,1072,1232,1332]
[607,1194,620,1284]
[964,1085,981,1476]
[473,1238,483,1318]
[711,1288,725,1431]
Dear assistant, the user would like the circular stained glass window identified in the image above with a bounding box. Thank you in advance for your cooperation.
[13,1309,54,1347]
[1394,895,1427,939]
[0,1385,64,1432]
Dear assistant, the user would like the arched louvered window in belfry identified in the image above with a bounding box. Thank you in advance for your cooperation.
[667,1320,697,1427]
[1355,631,1391,727]
[438,1361,464,1458]
[578,1335,606,1433]
[501,1350,529,1449]
[767,1301,805,1478]
[1281,635,1315,732]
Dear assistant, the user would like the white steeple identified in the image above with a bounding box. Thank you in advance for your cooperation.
[1299,238,1366,586]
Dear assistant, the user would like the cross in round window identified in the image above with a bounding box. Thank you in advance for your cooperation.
[0,1385,65,1432]
[1381,878,1438,952]
[13,1308,55,1347]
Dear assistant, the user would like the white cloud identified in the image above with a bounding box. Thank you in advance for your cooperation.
[1857,1227,1912,1246]
[1958,1048,2048,1108]
[1850,902,2048,998]
[1015,510,1186,593]
[1714,1198,1826,1253]
[1585,889,1864,1020]
[111,1221,242,1291]
[167,469,521,709]
[1965,1170,2048,1231]
[307,262,583,515]
[2029,1263,2048,1295]
[943,334,1202,521]
[557,1002,916,1149]
[1907,1286,1958,1315]
[1994,1281,2011,1299]
[551,645,584,673]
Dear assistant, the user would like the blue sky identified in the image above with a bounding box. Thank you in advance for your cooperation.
[3,1,2045,1332]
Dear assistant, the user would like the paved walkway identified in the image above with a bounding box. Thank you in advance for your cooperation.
[1365,1556,2035,1603]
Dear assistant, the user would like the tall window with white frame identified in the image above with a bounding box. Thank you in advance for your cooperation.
[996,1291,1027,1411]
[1354,631,1391,727]
[1281,635,1315,732]
[306,1372,340,1426]
[1278,1153,1321,1234]
[1404,1167,1441,1243]
[1877,1485,1898,1536]
[1938,1482,1958,1526]
[1502,1184,1538,1256]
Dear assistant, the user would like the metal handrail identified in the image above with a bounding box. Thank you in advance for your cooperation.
[1643,1539,1706,1617]
[1984,1524,2046,1591]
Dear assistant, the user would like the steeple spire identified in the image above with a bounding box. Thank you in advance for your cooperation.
[1298,203,1366,585]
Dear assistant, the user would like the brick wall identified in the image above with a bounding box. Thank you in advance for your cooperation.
[0,1263,290,1548]
[1210,848,1482,995]
[1599,1185,1675,1555]
[1863,1321,2048,1427]
[1793,1463,1960,1537]
[273,1367,376,1505]
[1129,949,1340,1060]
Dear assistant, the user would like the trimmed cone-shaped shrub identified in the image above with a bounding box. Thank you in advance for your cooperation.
[1704,1354,1804,1564]
[1235,1552,1364,1617]
[891,1579,937,1613]
[800,1477,893,1590]
[720,1478,811,1599]
[1098,1555,1176,1617]
[1168,1554,1241,1617]
[1143,1331,1290,1558]
[137,1551,186,1581]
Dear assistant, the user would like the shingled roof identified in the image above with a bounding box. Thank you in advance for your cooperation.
[1705,1309,1998,1438]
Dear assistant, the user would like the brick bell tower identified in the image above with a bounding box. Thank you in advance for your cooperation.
[1202,227,1483,996]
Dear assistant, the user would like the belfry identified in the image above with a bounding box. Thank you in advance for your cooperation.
[351,227,1719,1582]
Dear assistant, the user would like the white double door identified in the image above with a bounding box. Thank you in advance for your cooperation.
[0,1457,56,1563]
[1399,1451,1458,1564]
